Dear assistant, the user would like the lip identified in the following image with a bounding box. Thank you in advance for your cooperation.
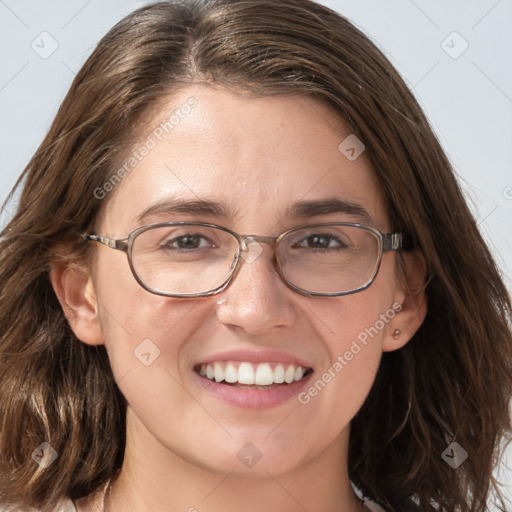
[192,349,315,409]
[192,369,313,409]
[195,349,313,368]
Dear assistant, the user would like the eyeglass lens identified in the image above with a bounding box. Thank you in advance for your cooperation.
[130,224,382,296]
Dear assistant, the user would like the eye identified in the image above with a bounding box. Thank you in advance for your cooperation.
[161,233,215,251]
[294,233,349,251]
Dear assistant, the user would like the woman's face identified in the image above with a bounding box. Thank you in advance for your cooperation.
[70,85,417,476]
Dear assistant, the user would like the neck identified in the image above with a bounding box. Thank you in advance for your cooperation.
[80,407,367,512]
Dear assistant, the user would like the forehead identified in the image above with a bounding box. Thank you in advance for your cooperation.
[101,85,389,233]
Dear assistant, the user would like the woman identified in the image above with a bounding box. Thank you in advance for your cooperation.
[0,1,510,511]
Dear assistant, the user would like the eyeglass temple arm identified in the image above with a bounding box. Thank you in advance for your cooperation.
[83,234,129,252]
[383,233,402,252]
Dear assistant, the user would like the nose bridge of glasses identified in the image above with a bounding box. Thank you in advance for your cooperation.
[239,234,277,252]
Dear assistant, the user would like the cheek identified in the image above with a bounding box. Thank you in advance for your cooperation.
[300,261,399,412]
[99,297,197,374]
[311,262,398,359]
[288,296,393,451]
[313,291,391,375]
[92,253,198,375]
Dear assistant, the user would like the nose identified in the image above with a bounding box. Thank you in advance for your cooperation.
[214,241,297,335]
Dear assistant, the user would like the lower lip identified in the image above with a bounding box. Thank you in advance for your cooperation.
[193,371,313,409]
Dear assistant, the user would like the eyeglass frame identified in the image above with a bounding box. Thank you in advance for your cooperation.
[83,221,403,298]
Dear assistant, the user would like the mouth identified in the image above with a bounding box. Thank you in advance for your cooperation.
[194,361,314,390]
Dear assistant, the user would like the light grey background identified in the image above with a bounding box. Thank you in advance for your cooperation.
[0,0,511,507]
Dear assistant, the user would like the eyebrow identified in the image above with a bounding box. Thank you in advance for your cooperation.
[136,197,233,224]
[283,198,372,223]
[136,196,372,225]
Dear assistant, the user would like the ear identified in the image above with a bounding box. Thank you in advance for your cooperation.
[383,249,428,352]
[50,263,105,346]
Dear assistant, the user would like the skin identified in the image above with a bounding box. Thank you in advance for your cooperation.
[52,85,426,512]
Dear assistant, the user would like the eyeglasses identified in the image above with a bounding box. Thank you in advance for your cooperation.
[83,222,402,298]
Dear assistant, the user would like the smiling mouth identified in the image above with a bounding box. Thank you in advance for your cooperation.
[194,361,313,389]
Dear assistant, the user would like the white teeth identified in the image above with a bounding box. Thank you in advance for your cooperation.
[254,363,274,386]
[294,366,305,381]
[237,362,255,385]
[199,362,309,386]
[214,362,224,383]
[274,364,285,384]
[224,363,238,383]
[284,365,295,384]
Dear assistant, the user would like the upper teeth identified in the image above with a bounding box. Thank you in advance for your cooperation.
[198,362,308,386]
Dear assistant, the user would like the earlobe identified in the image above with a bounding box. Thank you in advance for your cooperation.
[383,291,427,352]
[383,250,428,352]
[50,263,105,346]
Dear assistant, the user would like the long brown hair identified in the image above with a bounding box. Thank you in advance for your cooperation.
[1,1,511,511]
